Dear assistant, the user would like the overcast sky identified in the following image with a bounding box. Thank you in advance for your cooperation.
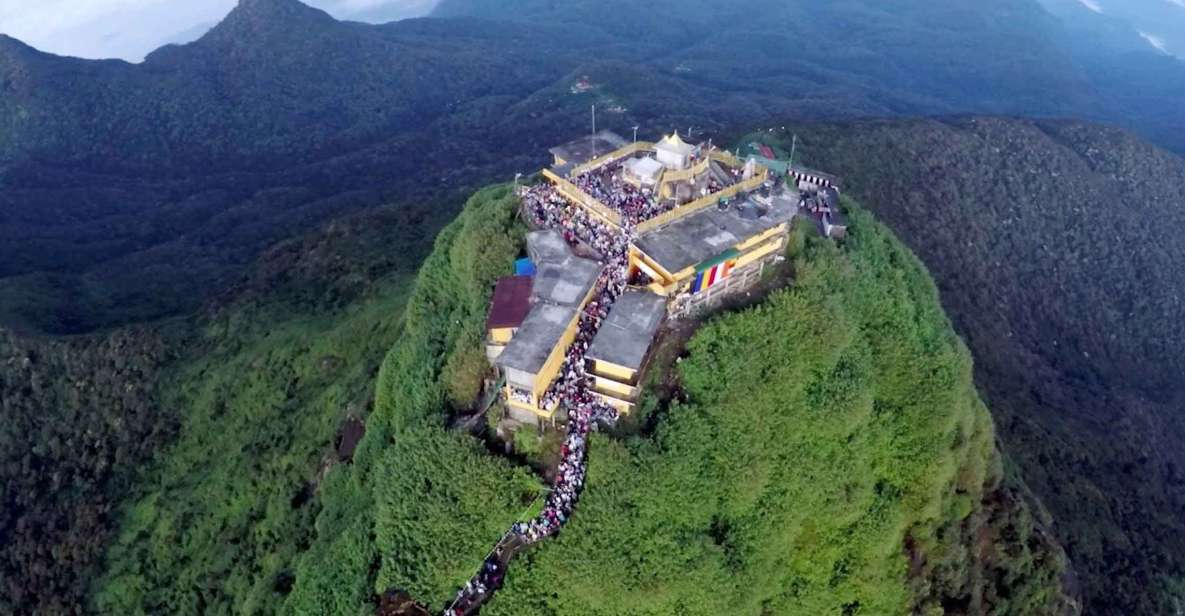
[0,0,439,62]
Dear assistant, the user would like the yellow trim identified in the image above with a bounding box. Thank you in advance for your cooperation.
[735,236,785,269]
[635,168,770,234]
[489,327,514,344]
[591,359,636,382]
[506,396,557,421]
[592,391,635,415]
[594,376,637,399]
[660,156,711,185]
[646,281,669,296]
[542,168,624,228]
[630,247,676,286]
[736,224,786,252]
[569,141,654,177]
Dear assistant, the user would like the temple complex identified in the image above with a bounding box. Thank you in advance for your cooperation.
[486,130,843,428]
[454,131,847,615]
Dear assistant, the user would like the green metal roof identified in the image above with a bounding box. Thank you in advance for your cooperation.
[696,248,740,272]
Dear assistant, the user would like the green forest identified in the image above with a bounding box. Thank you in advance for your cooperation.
[185,186,1069,614]
[2,182,1076,614]
[481,207,1070,615]
[741,120,1185,614]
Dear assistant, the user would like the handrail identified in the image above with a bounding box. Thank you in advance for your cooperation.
[569,141,655,177]
[660,156,711,185]
[636,168,770,234]
[709,149,744,167]
[541,169,623,228]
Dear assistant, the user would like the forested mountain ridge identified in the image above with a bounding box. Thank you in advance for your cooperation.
[2,0,1184,613]
[0,199,448,615]
[1,182,1081,615]
[267,187,1079,616]
[756,117,1185,615]
[5,0,1185,336]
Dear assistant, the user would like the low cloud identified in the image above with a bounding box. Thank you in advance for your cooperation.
[1139,30,1172,53]
[1077,0,1104,13]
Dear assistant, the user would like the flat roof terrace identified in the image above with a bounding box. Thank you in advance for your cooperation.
[533,257,602,307]
[635,193,797,275]
[525,229,603,308]
[550,131,628,173]
[496,303,578,378]
[587,290,667,371]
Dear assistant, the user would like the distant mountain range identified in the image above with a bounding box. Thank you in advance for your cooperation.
[3,0,1185,335]
[3,1,1185,614]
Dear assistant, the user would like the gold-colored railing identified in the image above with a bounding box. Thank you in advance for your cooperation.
[542,169,624,228]
[569,141,654,177]
[636,167,769,234]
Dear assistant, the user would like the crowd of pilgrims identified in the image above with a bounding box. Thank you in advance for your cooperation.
[571,162,676,225]
[443,183,635,616]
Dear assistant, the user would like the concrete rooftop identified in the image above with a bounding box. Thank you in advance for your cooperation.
[587,289,667,371]
[635,193,796,275]
[550,131,627,167]
[526,230,571,265]
[526,229,603,308]
[533,257,601,307]
[496,303,578,376]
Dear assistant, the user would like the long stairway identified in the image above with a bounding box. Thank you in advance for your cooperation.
[441,185,633,616]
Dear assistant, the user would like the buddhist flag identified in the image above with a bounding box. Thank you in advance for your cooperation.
[692,260,734,294]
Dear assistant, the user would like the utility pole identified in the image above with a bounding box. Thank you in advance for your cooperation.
[788,134,798,170]
[591,104,597,159]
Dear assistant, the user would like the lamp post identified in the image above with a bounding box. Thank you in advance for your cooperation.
[514,172,522,187]
[632,125,639,143]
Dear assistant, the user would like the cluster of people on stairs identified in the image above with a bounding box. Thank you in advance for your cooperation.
[444,182,637,615]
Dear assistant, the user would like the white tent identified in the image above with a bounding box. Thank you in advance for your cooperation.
[625,156,664,186]
[654,133,696,170]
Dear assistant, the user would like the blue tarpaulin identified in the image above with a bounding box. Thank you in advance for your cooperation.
[515,258,537,276]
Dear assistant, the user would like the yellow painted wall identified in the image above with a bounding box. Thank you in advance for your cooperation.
[661,156,711,185]
[489,327,515,344]
[635,168,770,234]
[630,247,675,286]
[594,376,637,399]
[569,141,654,177]
[592,359,637,382]
[646,281,670,296]
[736,223,787,252]
[506,395,557,421]
[593,391,635,415]
[735,236,785,269]
[531,309,582,398]
[528,277,600,398]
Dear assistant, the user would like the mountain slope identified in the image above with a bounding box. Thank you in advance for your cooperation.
[480,206,1076,616]
[0,197,449,616]
[271,186,1077,615]
[5,0,1185,336]
[759,117,1185,615]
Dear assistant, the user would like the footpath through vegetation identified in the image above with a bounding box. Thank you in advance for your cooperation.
[442,182,638,615]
